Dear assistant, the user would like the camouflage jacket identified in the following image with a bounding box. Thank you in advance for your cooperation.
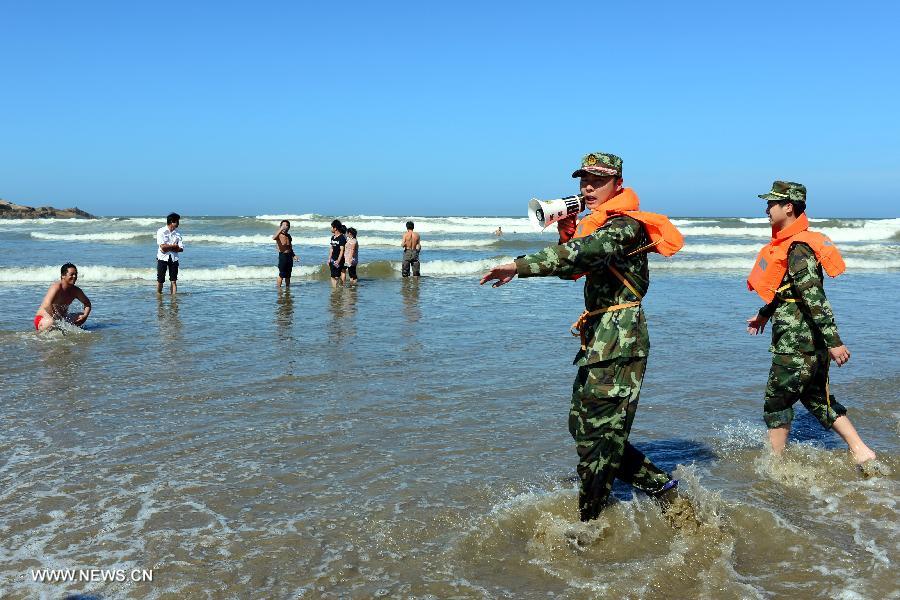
[514,215,650,366]
[758,242,843,354]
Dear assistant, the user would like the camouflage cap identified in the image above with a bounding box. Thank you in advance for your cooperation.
[758,180,807,202]
[572,152,623,178]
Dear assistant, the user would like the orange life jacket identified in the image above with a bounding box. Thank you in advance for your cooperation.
[566,189,684,349]
[747,213,845,303]
[573,188,684,256]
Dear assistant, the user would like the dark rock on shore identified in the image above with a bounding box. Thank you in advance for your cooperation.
[0,199,96,219]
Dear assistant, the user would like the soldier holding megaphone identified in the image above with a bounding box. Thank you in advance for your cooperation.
[481,152,695,526]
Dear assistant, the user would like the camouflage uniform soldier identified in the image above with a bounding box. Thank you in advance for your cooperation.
[481,153,685,522]
[747,181,881,475]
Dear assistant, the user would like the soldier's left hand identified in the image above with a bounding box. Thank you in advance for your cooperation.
[746,313,768,335]
[480,262,517,288]
[829,345,850,366]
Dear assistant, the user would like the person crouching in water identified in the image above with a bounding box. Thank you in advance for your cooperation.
[345,227,359,285]
[481,152,695,524]
[273,219,299,288]
[35,263,92,331]
[746,181,882,477]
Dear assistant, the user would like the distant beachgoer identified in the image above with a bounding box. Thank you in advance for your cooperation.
[494,226,503,236]
[156,212,183,294]
[273,219,299,287]
[345,227,359,284]
[327,219,346,287]
[746,181,883,477]
[401,221,421,277]
[34,263,91,331]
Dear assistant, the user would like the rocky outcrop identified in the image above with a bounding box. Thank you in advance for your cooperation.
[0,199,96,219]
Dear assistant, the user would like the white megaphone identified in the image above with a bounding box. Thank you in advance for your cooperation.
[527,194,585,231]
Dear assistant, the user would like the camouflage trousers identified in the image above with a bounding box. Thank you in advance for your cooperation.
[569,356,672,522]
[763,351,847,429]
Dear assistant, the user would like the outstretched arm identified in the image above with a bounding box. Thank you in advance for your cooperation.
[515,217,640,279]
[481,218,640,287]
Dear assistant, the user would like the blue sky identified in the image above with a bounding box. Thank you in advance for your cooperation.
[1,1,898,217]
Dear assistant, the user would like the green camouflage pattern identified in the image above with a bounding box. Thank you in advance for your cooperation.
[758,243,843,354]
[758,180,807,202]
[570,357,672,521]
[572,152,623,178]
[763,350,847,429]
[514,215,649,366]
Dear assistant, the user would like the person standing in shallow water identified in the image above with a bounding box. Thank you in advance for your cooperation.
[481,152,694,524]
[156,212,183,294]
[327,219,346,288]
[401,221,421,277]
[273,219,299,288]
[345,227,359,285]
[746,181,882,476]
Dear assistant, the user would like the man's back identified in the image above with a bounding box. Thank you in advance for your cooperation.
[402,231,420,250]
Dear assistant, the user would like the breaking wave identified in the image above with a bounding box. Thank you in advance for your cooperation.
[0,257,518,283]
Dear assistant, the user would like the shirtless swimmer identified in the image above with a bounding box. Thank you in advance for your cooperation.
[34,263,92,332]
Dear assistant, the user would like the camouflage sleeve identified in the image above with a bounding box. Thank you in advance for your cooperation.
[788,243,843,348]
[758,300,778,319]
[514,217,640,279]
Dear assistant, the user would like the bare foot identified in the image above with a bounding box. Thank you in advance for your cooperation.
[851,447,877,466]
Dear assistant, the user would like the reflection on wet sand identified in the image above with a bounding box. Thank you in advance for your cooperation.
[276,287,295,333]
[401,277,420,324]
[34,326,98,393]
[156,294,182,344]
[327,285,358,343]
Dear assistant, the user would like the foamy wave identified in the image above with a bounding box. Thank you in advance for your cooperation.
[680,218,900,242]
[651,256,900,271]
[255,213,319,221]
[680,242,900,256]
[671,219,715,226]
[257,215,533,234]
[0,264,317,283]
[680,244,758,255]
[0,258,516,283]
[739,217,830,224]
[31,231,150,241]
[28,231,502,248]
[399,256,516,275]
[111,217,166,227]
[0,217,94,225]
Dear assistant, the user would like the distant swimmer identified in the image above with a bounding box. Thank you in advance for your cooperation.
[401,220,421,277]
[494,226,503,237]
[746,181,884,477]
[481,152,696,526]
[273,219,299,288]
[34,263,91,331]
[156,212,183,294]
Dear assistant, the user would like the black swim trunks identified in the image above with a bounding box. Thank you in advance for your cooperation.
[278,252,293,278]
[156,258,179,283]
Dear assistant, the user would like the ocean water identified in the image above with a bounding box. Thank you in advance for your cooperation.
[0,213,898,599]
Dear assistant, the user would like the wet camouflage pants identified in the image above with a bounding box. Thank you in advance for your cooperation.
[569,356,672,522]
[763,351,847,429]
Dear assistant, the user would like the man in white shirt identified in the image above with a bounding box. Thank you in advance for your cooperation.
[156,212,184,294]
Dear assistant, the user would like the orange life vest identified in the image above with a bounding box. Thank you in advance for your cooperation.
[573,188,684,256]
[566,189,684,349]
[747,213,845,303]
